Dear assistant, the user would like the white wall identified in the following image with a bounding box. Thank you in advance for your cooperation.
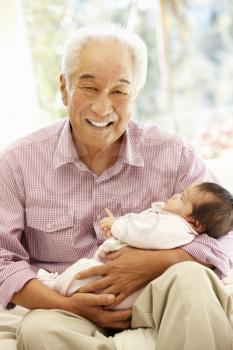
[206,149,233,193]
[0,0,40,150]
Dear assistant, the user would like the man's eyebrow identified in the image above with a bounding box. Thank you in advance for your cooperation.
[118,79,131,85]
[79,74,131,85]
[79,74,95,80]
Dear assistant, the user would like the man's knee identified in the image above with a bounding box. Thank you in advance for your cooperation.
[149,261,216,298]
[164,261,213,281]
[16,309,114,350]
[16,309,59,344]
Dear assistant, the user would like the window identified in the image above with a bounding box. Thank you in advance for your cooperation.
[2,0,233,172]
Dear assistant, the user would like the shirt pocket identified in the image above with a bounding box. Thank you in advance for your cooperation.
[26,208,74,233]
[25,208,75,262]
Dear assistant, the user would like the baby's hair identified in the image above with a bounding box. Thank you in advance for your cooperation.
[192,182,233,238]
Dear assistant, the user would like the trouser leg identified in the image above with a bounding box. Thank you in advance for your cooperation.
[132,261,233,350]
[0,323,18,350]
[16,309,116,350]
[0,307,27,350]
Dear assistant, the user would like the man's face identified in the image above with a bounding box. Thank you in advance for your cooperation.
[60,39,136,152]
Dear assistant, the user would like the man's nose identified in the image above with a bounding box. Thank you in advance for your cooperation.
[90,93,113,117]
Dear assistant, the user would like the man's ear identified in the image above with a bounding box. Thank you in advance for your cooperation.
[60,74,68,106]
[188,218,205,234]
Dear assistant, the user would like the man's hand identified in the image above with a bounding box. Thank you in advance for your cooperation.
[64,292,132,329]
[77,247,197,309]
[78,247,158,308]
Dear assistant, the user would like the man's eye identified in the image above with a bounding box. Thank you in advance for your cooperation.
[112,90,127,95]
[84,86,97,91]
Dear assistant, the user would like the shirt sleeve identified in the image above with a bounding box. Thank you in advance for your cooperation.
[0,152,37,308]
[175,142,233,277]
[182,233,233,278]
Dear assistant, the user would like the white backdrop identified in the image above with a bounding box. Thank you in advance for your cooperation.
[0,0,40,150]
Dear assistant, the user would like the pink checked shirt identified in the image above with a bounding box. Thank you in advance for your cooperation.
[0,119,233,308]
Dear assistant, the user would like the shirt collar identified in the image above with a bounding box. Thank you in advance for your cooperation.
[119,121,144,167]
[53,119,144,170]
[53,119,79,169]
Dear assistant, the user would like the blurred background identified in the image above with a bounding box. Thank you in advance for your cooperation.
[0,0,233,189]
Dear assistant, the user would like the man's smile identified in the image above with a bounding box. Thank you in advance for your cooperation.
[86,119,114,128]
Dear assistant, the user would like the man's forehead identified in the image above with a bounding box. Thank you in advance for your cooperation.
[78,40,133,69]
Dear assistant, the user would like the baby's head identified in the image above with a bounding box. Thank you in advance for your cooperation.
[164,182,233,238]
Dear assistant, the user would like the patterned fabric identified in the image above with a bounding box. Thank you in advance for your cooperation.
[0,118,232,308]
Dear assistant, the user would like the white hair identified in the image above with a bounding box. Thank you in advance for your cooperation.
[61,24,148,93]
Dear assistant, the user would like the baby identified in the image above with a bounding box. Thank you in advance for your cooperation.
[100,181,233,251]
[37,182,233,309]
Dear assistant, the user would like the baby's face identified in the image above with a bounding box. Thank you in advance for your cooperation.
[164,185,201,219]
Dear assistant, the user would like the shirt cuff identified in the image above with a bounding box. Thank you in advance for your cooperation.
[0,261,37,309]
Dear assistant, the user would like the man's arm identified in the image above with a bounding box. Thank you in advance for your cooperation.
[0,153,36,308]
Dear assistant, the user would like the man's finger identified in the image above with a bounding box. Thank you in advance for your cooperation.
[76,265,108,280]
[100,285,119,297]
[77,293,115,306]
[104,292,128,310]
[107,308,132,321]
[78,276,111,293]
[101,309,132,329]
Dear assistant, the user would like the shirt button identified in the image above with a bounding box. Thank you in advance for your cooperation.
[97,215,101,221]
[46,223,52,229]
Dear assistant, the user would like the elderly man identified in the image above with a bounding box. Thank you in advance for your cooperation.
[0,25,233,350]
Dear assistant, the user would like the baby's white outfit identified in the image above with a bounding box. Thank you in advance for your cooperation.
[108,202,198,250]
[37,202,198,309]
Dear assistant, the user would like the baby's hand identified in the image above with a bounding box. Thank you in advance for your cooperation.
[100,208,116,238]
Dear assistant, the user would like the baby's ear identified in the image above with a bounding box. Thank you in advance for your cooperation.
[188,218,205,234]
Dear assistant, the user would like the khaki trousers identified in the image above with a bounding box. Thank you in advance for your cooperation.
[0,262,232,350]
